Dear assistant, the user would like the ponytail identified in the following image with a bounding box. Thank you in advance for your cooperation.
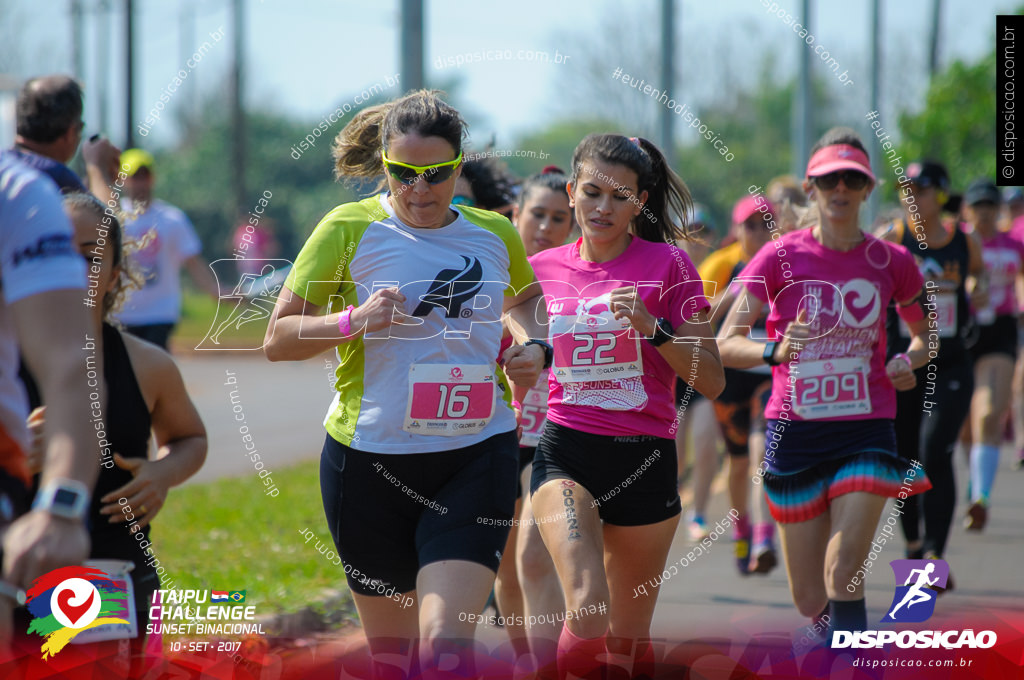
[331,103,390,183]
[331,89,466,189]
[569,133,692,244]
[634,137,691,244]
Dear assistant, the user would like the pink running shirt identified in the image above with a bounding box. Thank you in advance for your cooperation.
[738,228,923,422]
[976,230,1024,318]
[529,236,708,438]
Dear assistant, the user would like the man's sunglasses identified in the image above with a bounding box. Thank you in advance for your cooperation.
[812,170,870,191]
[381,150,462,185]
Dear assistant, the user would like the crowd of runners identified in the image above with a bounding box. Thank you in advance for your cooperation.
[0,80,1020,679]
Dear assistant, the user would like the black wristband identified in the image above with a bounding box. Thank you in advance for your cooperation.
[647,318,675,347]
[524,339,553,369]
[763,341,780,366]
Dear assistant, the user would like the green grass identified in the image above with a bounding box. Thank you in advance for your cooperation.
[176,288,269,347]
[149,459,349,620]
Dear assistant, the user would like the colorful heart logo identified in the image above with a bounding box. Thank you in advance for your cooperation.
[56,588,95,626]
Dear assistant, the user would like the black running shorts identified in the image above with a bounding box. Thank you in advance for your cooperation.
[320,431,519,596]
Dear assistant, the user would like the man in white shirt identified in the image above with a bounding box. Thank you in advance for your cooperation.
[0,155,102,646]
[117,149,218,349]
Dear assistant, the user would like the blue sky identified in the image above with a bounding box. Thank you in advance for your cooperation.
[1,0,1015,150]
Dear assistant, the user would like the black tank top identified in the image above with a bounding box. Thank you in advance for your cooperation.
[87,323,159,599]
[886,219,971,364]
[27,324,159,592]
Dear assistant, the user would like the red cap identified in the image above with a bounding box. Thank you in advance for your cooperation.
[805,144,875,182]
[732,194,775,225]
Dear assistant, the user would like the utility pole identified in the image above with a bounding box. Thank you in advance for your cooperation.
[400,0,424,91]
[659,0,675,168]
[928,0,943,78]
[868,0,881,223]
[96,0,111,133]
[231,0,246,220]
[791,0,812,177]
[124,0,134,148]
[71,0,85,79]
[180,1,196,128]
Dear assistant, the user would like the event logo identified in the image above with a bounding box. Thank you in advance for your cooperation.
[881,558,948,623]
[832,557,995,650]
[26,566,129,659]
[839,278,881,328]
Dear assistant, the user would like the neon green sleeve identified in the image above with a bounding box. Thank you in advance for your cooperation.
[284,198,376,308]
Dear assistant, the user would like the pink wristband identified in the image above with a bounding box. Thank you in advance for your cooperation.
[337,305,356,338]
[893,352,912,369]
[511,400,523,411]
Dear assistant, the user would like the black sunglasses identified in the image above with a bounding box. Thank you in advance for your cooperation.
[381,151,463,185]
[813,171,870,191]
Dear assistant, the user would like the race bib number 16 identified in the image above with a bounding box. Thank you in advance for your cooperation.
[405,364,495,436]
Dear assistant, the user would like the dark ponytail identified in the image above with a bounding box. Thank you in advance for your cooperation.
[569,134,693,244]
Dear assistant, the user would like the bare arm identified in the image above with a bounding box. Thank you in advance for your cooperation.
[99,336,207,528]
[885,289,933,392]
[81,136,122,207]
[717,285,773,369]
[4,289,98,588]
[502,280,547,344]
[13,289,100,489]
[964,231,989,309]
[607,287,725,399]
[661,311,725,400]
[264,283,410,362]
[500,279,549,401]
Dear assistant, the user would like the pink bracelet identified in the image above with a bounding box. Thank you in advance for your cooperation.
[893,352,912,369]
[337,305,356,338]
[511,400,523,411]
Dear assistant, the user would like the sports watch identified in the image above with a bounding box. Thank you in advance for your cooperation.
[763,341,781,367]
[33,478,89,520]
[524,339,554,369]
[646,317,675,347]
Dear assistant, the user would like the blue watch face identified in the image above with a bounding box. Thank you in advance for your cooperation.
[53,489,80,507]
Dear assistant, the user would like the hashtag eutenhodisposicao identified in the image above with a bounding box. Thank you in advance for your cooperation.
[611,67,734,162]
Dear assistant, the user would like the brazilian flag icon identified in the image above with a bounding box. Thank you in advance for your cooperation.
[229,590,246,603]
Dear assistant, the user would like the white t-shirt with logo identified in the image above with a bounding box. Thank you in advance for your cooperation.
[117,198,201,325]
[284,193,536,454]
[0,156,87,471]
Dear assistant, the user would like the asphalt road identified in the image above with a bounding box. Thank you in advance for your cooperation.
[178,352,334,484]
[175,353,1024,675]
